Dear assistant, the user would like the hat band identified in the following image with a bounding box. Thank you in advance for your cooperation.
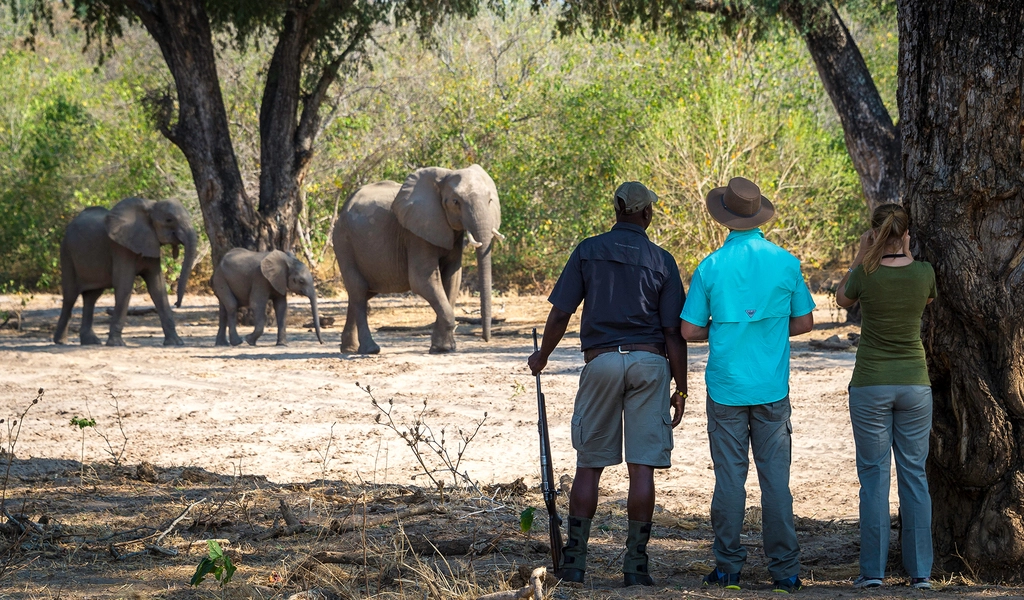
[721,196,761,219]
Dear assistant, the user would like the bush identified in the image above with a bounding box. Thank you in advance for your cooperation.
[0,4,894,292]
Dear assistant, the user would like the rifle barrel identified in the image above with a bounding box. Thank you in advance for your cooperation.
[533,328,563,571]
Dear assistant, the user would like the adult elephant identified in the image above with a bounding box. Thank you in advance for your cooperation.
[333,165,503,354]
[53,197,197,347]
[212,248,323,346]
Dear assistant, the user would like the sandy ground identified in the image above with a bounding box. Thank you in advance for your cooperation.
[6,291,1017,599]
[1,292,858,520]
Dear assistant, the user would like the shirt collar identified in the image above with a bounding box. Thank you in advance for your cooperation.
[612,222,650,239]
[724,228,765,244]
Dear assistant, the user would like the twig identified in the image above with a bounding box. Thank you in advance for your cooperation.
[1,390,43,514]
[93,389,129,466]
[154,497,207,546]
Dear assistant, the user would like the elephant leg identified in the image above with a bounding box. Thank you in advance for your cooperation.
[141,267,183,347]
[410,266,456,354]
[245,288,270,346]
[340,271,378,355]
[212,274,243,346]
[54,285,79,345]
[215,304,230,347]
[54,246,79,345]
[441,259,462,313]
[79,289,104,346]
[273,296,288,346]
[106,262,135,347]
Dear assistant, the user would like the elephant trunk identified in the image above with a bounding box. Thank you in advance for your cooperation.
[476,241,493,342]
[308,291,323,344]
[175,228,198,308]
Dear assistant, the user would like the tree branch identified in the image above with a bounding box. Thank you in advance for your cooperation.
[294,23,371,171]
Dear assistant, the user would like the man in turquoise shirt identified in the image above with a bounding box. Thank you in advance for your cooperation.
[681,177,814,594]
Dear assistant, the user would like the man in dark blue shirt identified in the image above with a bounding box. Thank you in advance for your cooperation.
[528,181,688,587]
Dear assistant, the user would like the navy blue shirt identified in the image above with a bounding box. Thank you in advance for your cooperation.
[548,222,685,351]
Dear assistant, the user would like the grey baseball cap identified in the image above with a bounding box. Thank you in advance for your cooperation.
[614,181,658,214]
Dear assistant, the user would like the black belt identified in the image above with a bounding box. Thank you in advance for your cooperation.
[583,343,666,364]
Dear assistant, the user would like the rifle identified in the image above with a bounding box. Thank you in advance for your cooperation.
[533,328,563,572]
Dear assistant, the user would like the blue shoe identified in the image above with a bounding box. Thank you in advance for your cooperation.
[853,575,883,589]
[910,577,932,589]
[703,567,741,590]
[773,575,803,593]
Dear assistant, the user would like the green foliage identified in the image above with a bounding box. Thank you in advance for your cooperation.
[519,506,536,532]
[190,540,236,588]
[0,3,894,291]
[0,11,193,290]
[637,28,866,273]
[299,5,879,287]
[69,416,96,429]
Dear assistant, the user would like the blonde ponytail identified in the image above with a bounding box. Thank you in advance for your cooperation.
[863,204,909,274]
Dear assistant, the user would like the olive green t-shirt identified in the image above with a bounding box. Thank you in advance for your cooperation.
[844,261,937,387]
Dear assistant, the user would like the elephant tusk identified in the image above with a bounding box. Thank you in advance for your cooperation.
[491,229,506,242]
[466,231,484,249]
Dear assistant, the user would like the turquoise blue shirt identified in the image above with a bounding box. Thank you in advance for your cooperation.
[681,228,815,406]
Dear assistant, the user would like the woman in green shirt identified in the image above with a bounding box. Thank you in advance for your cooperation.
[836,204,936,590]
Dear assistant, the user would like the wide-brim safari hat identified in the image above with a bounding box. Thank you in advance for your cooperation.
[705,177,775,230]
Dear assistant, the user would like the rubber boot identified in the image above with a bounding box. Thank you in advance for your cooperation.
[623,520,654,586]
[557,516,591,583]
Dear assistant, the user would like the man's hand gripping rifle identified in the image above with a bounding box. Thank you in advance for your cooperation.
[534,328,563,572]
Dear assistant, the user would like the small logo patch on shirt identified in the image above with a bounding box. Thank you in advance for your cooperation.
[745,309,756,318]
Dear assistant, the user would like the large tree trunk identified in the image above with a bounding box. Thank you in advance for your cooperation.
[898,0,1024,577]
[127,0,361,265]
[126,0,259,267]
[781,0,901,211]
[257,3,312,253]
[257,2,365,252]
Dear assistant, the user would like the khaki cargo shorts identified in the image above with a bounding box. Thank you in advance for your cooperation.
[571,350,673,468]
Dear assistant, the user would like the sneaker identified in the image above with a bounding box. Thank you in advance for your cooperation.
[853,575,883,588]
[773,575,803,593]
[702,567,741,590]
[910,577,932,589]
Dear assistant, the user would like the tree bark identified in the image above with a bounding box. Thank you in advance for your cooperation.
[257,2,314,253]
[781,0,901,211]
[257,1,368,252]
[126,0,258,267]
[898,0,1024,577]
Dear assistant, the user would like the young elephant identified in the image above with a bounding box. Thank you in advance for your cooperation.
[212,249,323,346]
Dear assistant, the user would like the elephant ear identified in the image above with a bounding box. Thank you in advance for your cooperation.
[105,197,161,258]
[260,250,290,296]
[392,167,455,250]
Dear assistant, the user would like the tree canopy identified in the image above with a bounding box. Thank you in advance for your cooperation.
[10,0,498,266]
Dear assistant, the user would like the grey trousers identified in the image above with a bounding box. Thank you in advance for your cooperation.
[848,385,933,580]
[706,396,800,580]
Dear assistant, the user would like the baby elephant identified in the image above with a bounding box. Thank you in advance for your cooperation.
[212,248,323,346]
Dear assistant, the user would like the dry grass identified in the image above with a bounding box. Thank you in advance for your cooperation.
[2,462,1021,600]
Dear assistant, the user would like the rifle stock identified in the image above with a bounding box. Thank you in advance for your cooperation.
[534,328,563,572]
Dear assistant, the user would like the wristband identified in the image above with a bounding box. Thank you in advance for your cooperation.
[674,390,688,399]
